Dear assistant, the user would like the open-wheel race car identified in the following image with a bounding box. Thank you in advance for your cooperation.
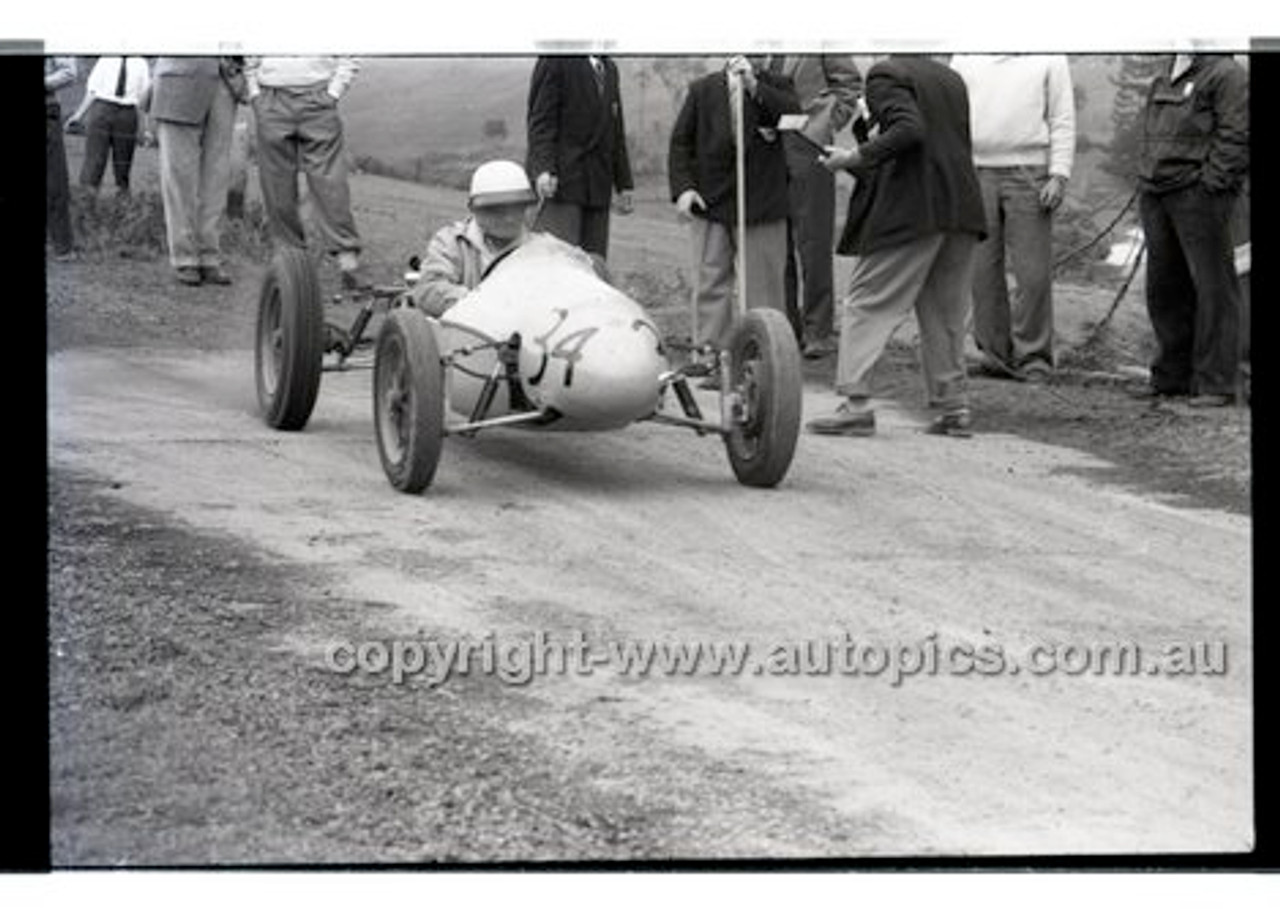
[254,232,802,494]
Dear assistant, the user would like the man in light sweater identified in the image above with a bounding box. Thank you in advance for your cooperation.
[246,56,368,288]
[950,54,1075,382]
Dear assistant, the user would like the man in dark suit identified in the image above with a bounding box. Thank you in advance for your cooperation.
[668,55,800,361]
[767,54,863,358]
[45,56,78,260]
[526,55,634,260]
[806,55,986,438]
[148,57,238,285]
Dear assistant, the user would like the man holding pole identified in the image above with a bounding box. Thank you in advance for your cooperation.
[668,55,799,385]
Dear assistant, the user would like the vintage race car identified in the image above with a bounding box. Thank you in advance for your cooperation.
[254,233,802,493]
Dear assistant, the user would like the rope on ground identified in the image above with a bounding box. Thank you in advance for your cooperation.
[1052,188,1139,273]
[1084,239,1146,344]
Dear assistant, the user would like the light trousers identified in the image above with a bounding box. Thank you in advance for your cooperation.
[689,217,787,350]
[836,232,977,412]
[157,82,236,269]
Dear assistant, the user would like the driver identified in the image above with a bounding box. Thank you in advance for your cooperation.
[410,160,539,316]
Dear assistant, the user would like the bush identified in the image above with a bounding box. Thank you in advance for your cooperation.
[69,187,168,259]
[1052,198,1134,286]
[67,187,272,263]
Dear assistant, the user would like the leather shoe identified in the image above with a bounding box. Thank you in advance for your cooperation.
[200,264,232,285]
[1021,362,1052,384]
[969,359,1023,381]
[802,336,838,360]
[1127,385,1188,401]
[806,403,876,437]
[341,264,373,291]
[1187,393,1233,408]
[925,410,973,438]
[175,266,202,286]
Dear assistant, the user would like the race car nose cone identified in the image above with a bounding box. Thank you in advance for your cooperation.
[552,318,665,427]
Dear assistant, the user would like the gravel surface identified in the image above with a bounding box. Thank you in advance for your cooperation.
[49,470,907,865]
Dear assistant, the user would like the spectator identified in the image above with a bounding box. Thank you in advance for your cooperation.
[526,55,635,260]
[1134,53,1249,407]
[806,55,986,438]
[46,56,77,260]
[149,57,239,286]
[68,56,152,196]
[245,56,368,288]
[766,54,863,358]
[410,160,538,316]
[668,55,799,384]
[950,54,1075,383]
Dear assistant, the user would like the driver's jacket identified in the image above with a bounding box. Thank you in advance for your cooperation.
[411,217,516,317]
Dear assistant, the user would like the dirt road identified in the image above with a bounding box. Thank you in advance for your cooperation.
[47,345,1251,861]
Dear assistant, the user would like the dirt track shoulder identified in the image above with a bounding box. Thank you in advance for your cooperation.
[49,468,915,864]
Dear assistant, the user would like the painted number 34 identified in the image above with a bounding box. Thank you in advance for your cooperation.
[529,309,598,388]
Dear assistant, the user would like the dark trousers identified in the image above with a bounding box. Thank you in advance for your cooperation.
[1140,184,1242,397]
[80,100,140,191]
[782,133,837,344]
[46,100,74,254]
[536,200,611,260]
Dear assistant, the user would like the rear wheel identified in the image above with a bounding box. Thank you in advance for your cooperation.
[723,309,802,488]
[255,248,324,430]
[373,309,445,493]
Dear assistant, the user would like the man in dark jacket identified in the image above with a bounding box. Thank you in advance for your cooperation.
[807,55,986,438]
[668,55,800,358]
[1135,53,1249,407]
[768,54,863,358]
[526,55,634,260]
[45,56,77,260]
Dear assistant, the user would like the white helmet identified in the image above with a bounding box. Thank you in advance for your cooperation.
[469,160,536,208]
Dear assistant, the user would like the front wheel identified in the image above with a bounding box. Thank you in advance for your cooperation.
[373,309,445,493]
[723,308,803,488]
[255,247,324,430]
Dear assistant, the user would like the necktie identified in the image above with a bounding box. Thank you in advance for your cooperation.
[115,58,128,99]
[590,57,605,95]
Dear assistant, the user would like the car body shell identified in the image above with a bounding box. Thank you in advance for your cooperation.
[435,234,669,431]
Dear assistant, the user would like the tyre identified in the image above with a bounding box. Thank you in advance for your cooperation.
[255,247,324,430]
[373,309,445,493]
[723,308,803,488]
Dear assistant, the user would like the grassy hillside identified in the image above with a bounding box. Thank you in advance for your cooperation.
[340,54,1129,191]
[339,55,721,189]
[341,57,534,164]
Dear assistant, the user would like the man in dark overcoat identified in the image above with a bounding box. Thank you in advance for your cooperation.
[526,55,634,260]
[807,55,986,437]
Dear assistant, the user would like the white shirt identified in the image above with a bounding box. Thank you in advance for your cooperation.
[85,56,151,107]
[1171,54,1195,82]
[245,57,360,100]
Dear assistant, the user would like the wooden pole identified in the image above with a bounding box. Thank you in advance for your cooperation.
[730,68,747,323]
